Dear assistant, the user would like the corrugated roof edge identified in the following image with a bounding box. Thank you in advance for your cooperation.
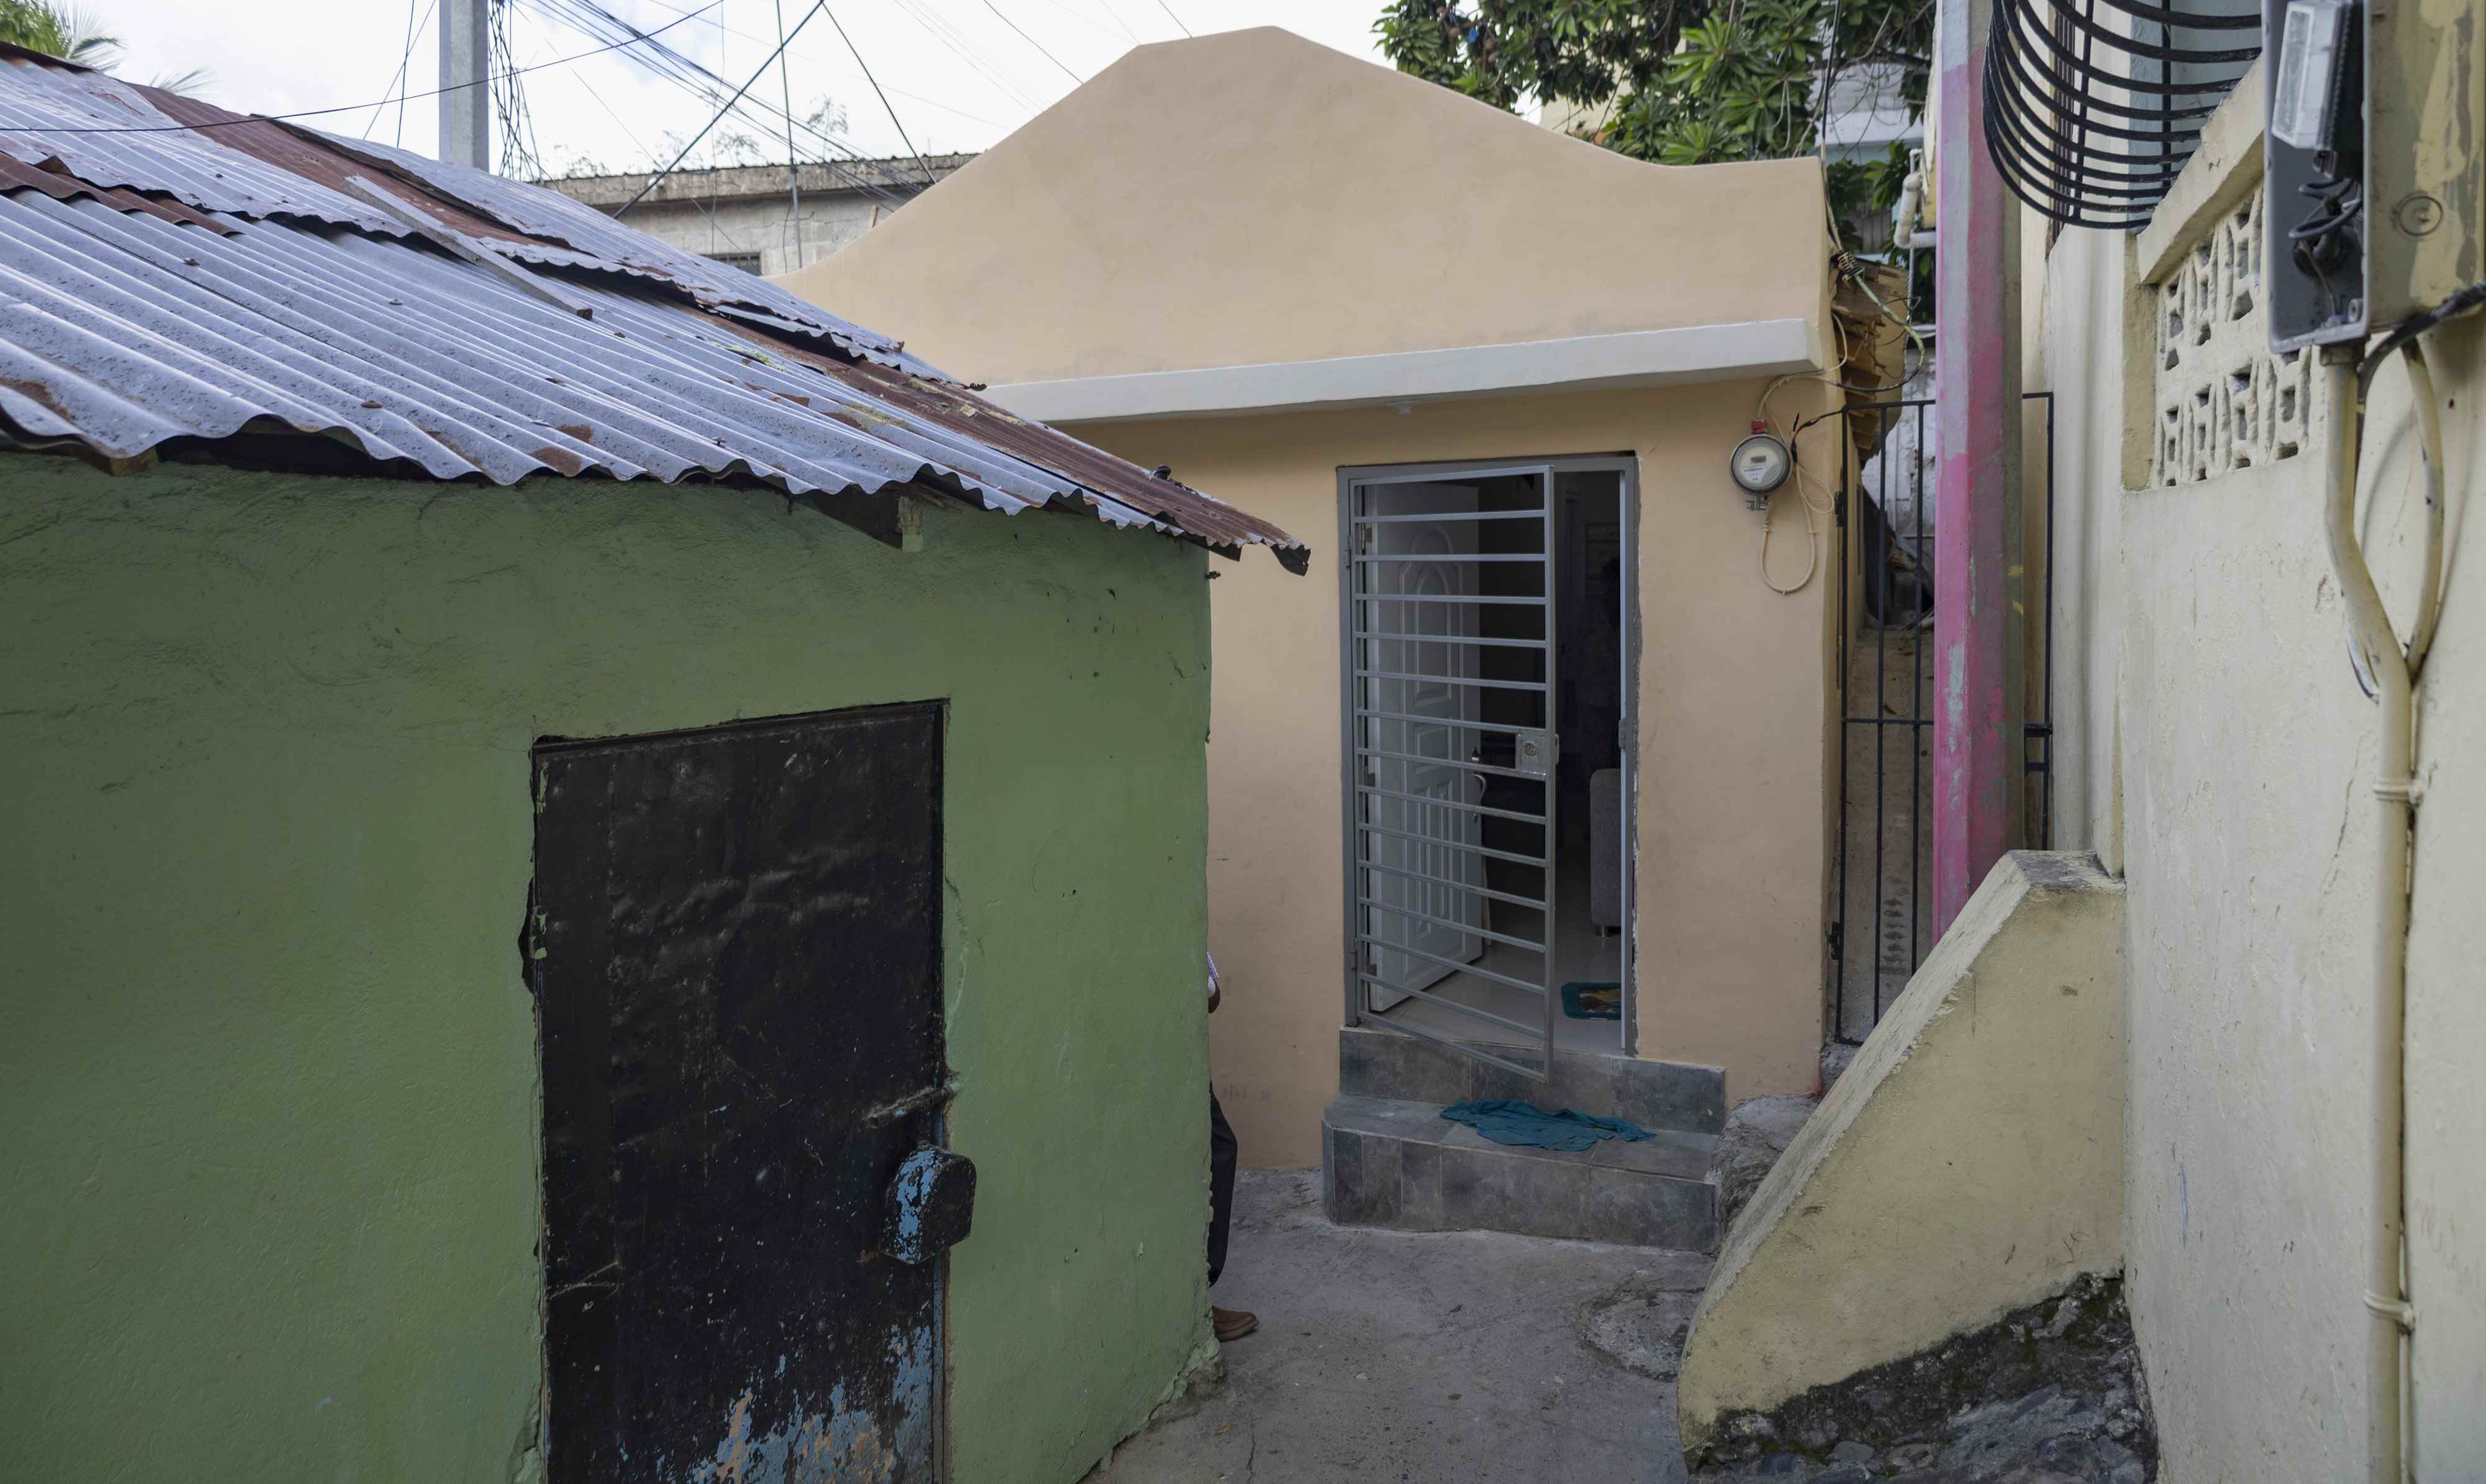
[0,45,1306,568]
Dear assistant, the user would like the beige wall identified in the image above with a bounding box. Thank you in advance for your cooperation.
[2034,229,2129,872]
[776,23,1844,1170]
[1067,378,1842,1168]
[2040,109,2486,1478]
[777,28,1826,385]
[1679,851,2126,1450]
[2395,318,2486,1467]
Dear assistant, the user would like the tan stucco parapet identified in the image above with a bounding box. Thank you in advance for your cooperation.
[778,27,1829,389]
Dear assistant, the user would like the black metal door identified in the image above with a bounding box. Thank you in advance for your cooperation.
[532,702,948,1483]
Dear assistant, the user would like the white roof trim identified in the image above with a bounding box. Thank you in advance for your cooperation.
[984,318,1823,425]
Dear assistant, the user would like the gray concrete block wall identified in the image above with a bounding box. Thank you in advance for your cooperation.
[540,157,974,278]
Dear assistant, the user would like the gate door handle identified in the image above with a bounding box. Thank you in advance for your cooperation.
[883,1147,977,1264]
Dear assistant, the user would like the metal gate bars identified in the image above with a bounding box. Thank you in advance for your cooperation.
[1340,465,1561,1081]
[1822,393,2056,1046]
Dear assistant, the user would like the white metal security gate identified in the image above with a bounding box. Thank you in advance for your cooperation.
[1342,464,1558,1081]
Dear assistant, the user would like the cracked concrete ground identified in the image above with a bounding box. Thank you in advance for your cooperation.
[1085,1169,1710,1484]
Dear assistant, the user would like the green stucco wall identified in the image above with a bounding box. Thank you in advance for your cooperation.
[0,459,1214,1484]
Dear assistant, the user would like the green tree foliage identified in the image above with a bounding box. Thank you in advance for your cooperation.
[0,1,205,93]
[0,1,117,65]
[1374,0,1929,227]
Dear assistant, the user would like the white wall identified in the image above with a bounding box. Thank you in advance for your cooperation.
[2039,162,2486,1482]
[2386,314,2486,1469]
[2117,454,2382,1479]
[2037,231,2127,871]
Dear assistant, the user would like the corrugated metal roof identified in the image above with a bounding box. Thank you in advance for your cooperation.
[0,48,1304,566]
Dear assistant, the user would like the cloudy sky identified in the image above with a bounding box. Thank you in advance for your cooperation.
[94,1,1391,174]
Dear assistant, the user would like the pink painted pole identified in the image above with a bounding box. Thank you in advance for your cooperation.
[1932,0,2023,937]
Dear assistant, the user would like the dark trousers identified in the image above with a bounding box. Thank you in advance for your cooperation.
[1208,1089,1237,1286]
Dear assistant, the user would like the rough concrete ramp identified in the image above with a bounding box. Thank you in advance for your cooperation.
[1677,852,2126,1454]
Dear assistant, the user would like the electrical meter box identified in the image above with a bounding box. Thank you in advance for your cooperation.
[2265,0,2485,350]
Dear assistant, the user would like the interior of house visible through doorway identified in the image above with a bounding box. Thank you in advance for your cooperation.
[1341,457,1636,1068]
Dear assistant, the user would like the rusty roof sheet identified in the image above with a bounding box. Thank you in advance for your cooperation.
[0,48,1303,566]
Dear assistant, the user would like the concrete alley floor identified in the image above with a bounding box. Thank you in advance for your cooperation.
[1087,1170,1709,1484]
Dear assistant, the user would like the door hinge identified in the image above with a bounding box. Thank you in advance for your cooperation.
[1827,920,1844,961]
[1833,488,1846,528]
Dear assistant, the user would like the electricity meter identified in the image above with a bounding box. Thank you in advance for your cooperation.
[1731,429,1792,509]
[2267,0,2482,350]
[2270,0,2352,152]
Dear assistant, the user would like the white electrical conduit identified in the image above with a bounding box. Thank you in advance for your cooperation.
[2323,332,2452,1484]
[2403,347,2451,677]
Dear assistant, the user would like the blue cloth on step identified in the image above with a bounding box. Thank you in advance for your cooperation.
[1439,1099,1653,1152]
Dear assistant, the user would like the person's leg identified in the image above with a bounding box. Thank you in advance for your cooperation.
[1208,1089,1237,1285]
[1207,1090,1255,1340]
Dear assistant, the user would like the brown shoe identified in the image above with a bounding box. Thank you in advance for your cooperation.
[1212,1305,1258,1342]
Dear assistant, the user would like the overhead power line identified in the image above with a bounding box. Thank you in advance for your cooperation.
[889,0,1043,112]
[16,3,722,135]
[822,5,937,190]
[360,0,437,144]
[521,0,924,209]
[981,0,1085,85]
[620,0,1014,129]
[1155,0,1191,38]
[774,0,802,262]
[617,1,830,218]
[397,1,436,145]
[516,4,751,252]
[1092,1,1139,40]
[491,0,549,176]
[1027,0,1135,44]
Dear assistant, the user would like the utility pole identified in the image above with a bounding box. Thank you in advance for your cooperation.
[439,0,491,170]
[1930,0,2024,936]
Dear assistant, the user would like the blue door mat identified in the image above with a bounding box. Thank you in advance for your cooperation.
[1440,1099,1652,1151]
[1561,981,1621,1020]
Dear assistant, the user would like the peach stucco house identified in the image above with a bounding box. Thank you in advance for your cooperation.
[781,28,1848,1189]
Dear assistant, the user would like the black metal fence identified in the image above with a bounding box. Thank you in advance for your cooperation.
[1819,392,2055,1046]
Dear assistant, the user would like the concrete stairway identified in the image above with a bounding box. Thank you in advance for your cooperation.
[1323,1025,1726,1252]
[1677,853,2126,1454]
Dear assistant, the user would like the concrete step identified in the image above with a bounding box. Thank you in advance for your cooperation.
[1338,1024,1727,1137]
[1323,1093,1720,1252]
